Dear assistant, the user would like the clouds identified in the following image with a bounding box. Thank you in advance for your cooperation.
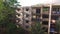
[18,0,60,6]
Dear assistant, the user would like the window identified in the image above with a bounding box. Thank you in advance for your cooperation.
[26,8,29,11]
[36,18,40,22]
[43,7,49,11]
[51,16,59,20]
[16,13,20,16]
[26,26,29,28]
[17,8,21,11]
[50,28,55,32]
[42,21,48,25]
[52,8,59,11]
[26,14,29,17]
[42,14,49,18]
[50,24,55,28]
[36,8,40,14]
[16,18,20,23]
[52,8,56,11]
[18,14,20,16]
[26,20,29,23]
[52,8,60,14]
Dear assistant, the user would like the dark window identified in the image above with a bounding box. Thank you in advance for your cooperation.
[50,28,55,32]
[42,21,48,25]
[36,18,40,22]
[52,8,60,14]
[36,8,40,13]
[26,8,29,11]
[17,8,21,11]
[16,18,20,22]
[36,16,40,22]
[50,32,54,34]
[51,16,59,20]
[42,14,49,18]
[26,26,29,28]
[26,14,29,17]
[45,28,48,32]
[42,27,46,29]
[52,8,59,11]
[50,23,55,27]
[16,13,20,16]
[16,18,20,20]
[42,27,48,32]
[52,8,56,11]
[26,20,29,23]
[18,14,20,16]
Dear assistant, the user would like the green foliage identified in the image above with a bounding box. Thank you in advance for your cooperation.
[43,7,49,11]
[0,0,16,22]
[56,20,60,33]
[31,22,46,34]
[0,0,21,34]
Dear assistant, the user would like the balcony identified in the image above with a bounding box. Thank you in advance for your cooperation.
[42,14,49,18]
[52,11,60,15]
[50,28,55,33]
[42,18,49,21]
[42,21,48,25]
[42,11,60,15]
[42,7,49,14]
[31,18,36,21]
[32,11,40,15]
[16,18,20,23]
[42,11,49,14]
[24,11,31,14]
[51,16,59,20]
[36,18,41,22]
[42,25,48,28]
[35,8,41,15]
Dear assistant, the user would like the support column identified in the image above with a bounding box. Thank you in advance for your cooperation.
[40,6,43,24]
[48,4,52,34]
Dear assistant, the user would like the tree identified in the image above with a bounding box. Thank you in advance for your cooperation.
[31,21,46,34]
[56,20,60,34]
[0,0,20,34]
[0,0,18,23]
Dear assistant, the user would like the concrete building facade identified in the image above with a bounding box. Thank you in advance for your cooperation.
[16,4,60,34]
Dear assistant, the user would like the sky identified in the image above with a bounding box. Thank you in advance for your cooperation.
[18,0,60,6]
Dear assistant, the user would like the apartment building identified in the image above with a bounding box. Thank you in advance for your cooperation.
[16,7,32,31]
[16,4,60,34]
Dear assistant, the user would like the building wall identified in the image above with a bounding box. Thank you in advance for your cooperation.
[16,7,23,26]
[23,7,32,30]
[16,4,60,34]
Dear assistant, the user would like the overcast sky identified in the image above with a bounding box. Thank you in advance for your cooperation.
[18,0,60,6]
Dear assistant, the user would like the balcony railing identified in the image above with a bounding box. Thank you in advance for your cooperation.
[52,11,60,15]
[42,11,49,14]
[50,28,55,33]
[42,11,60,15]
